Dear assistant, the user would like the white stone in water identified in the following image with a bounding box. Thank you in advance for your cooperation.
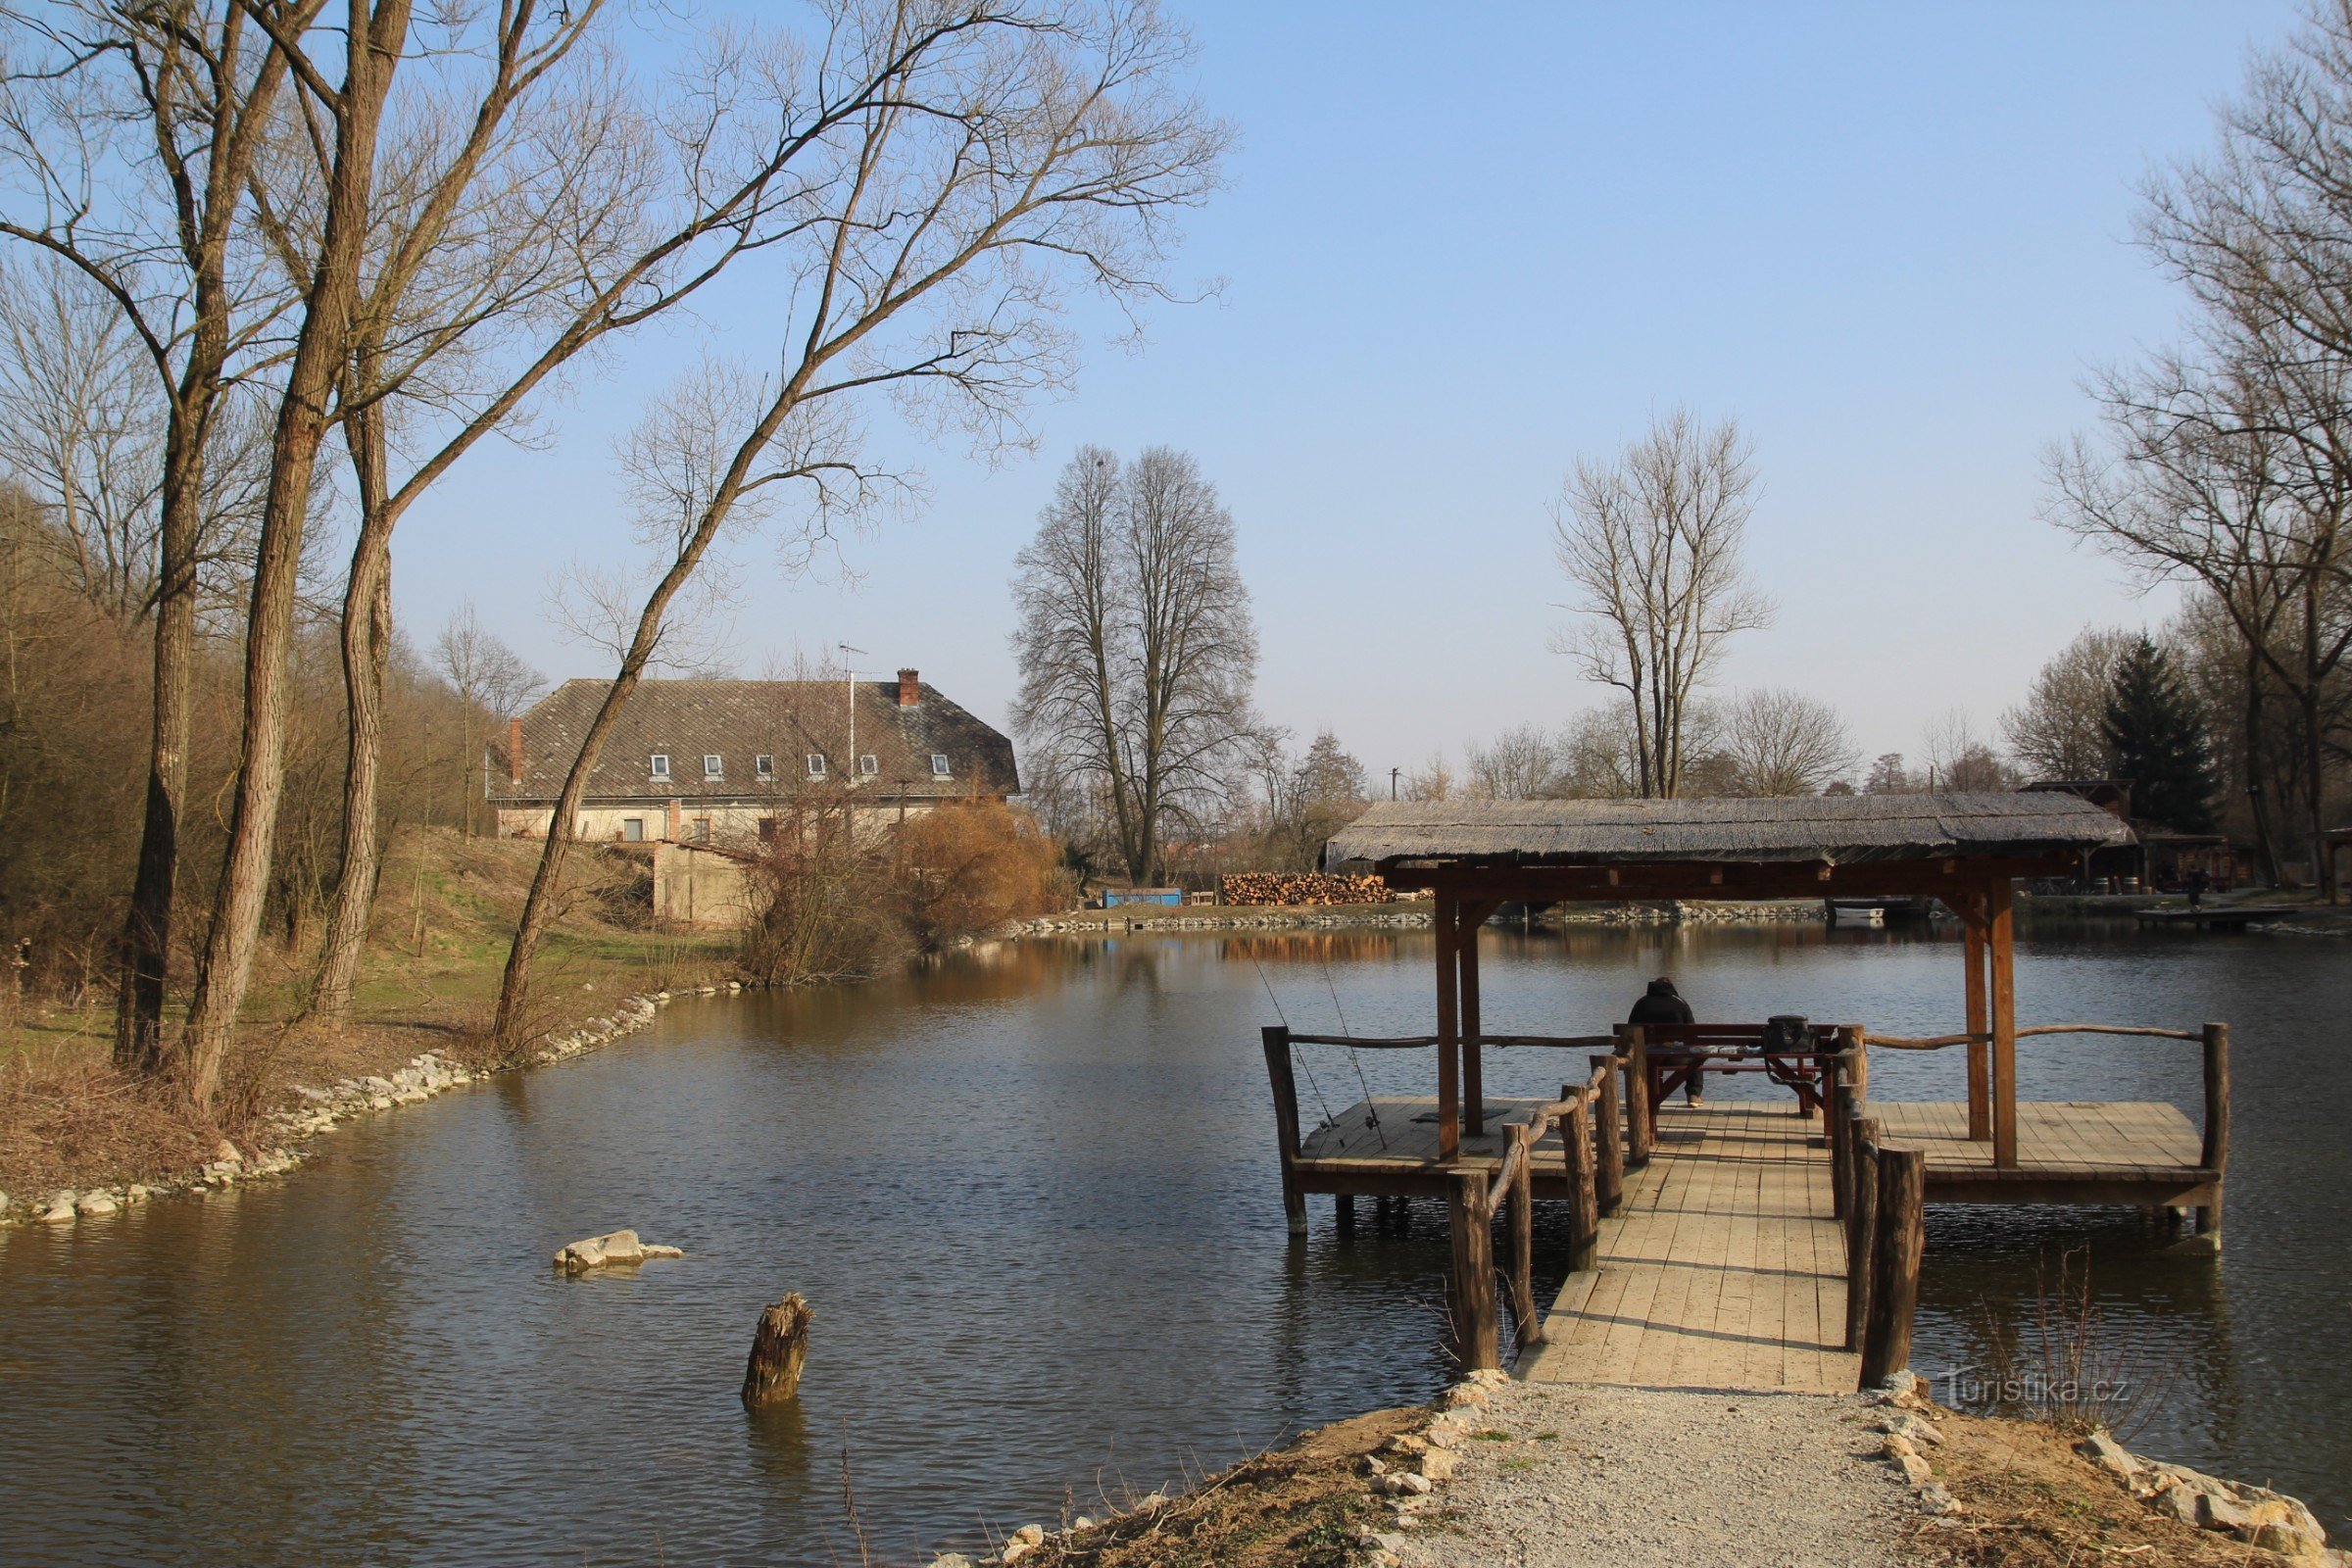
[74,1190,119,1215]
[41,1192,76,1222]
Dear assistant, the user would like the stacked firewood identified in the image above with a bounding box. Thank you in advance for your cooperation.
[1219,871,1391,906]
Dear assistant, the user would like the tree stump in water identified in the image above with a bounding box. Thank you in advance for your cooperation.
[741,1293,813,1409]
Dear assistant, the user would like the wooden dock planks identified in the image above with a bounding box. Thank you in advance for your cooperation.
[1518,1102,1861,1396]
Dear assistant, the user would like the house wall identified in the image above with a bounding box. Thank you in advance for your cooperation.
[496,795,1005,847]
[650,842,756,928]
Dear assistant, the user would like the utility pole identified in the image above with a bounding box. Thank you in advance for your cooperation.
[838,643,866,787]
[1391,766,1400,801]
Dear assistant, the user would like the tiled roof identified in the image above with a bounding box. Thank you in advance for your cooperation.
[490,678,1019,803]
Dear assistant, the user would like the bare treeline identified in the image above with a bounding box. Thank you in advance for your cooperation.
[2046,1,2352,891]
[0,1,1228,1107]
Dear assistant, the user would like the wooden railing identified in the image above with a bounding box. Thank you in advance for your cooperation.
[1860,1021,2232,1193]
[1444,1054,1630,1370]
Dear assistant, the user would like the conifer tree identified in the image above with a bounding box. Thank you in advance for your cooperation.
[2102,636,2219,833]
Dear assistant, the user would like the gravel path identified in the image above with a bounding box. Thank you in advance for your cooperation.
[1391,1381,1918,1568]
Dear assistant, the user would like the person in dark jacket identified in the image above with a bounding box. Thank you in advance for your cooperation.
[1627,976,1703,1103]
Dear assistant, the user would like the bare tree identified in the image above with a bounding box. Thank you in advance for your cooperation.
[1551,407,1772,798]
[1012,444,1258,885]
[494,9,1229,1048]
[432,604,544,836]
[1,1,318,1072]
[1921,710,2013,792]
[1465,723,1562,801]
[0,259,163,619]
[2001,626,2138,779]
[2085,0,2352,888]
[1400,752,1455,802]
[1718,688,1857,796]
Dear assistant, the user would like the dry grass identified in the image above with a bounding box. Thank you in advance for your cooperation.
[0,827,735,1199]
[1008,1406,1422,1568]
[1904,1412,2299,1567]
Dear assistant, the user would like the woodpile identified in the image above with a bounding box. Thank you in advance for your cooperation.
[1219,871,1390,907]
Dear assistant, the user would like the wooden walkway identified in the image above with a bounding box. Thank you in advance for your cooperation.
[1517,1102,1860,1395]
[1873,1099,2213,1207]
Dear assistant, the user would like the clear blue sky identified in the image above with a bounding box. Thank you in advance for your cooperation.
[395,1,2304,785]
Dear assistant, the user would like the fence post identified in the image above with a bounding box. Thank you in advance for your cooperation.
[1620,1025,1652,1168]
[1844,1114,1880,1352]
[1261,1025,1305,1236]
[1859,1144,1925,1388]
[1559,1084,1598,1273]
[1829,1068,1852,1221]
[1505,1122,1540,1348]
[1447,1167,1499,1372]
[1590,1054,1625,1214]
[2199,1021,2230,1246]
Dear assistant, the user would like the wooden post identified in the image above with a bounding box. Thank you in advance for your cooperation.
[1590,1054,1625,1213]
[1435,889,1460,1163]
[1829,1068,1852,1221]
[2198,1021,2230,1244]
[1446,1167,1498,1371]
[1962,896,1991,1142]
[741,1293,814,1409]
[1459,901,1485,1139]
[1845,1114,1882,1352]
[1261,1026,1306,1235]
[1621,1026,1653,1168]
[1337,1194,1355,1233]
[1565,1086,1600,1274]
[1986,879,2019,1169]
[1860,1145,1926,1387]
[1505,1122,1540,1348]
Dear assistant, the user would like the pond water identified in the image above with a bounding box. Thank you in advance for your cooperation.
[1,921,2345,1564]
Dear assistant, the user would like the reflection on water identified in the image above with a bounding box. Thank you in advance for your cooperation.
[0,921,2345,1563]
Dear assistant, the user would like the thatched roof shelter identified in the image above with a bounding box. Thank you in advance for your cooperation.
[1323,793,2123,1170]
[1327,793,2132,881]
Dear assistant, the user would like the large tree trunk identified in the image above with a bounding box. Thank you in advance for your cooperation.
[173,2,409,1110]
[2242,645,2283,887]
[312,400,394,1025]
[114,415,203,1072]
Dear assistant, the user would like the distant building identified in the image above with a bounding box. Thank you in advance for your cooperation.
[489,669,1020,850]
[2020,778,2243,891]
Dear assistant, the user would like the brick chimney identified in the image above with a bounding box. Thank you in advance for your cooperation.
[508,716,524,785]
[897,667,920,708]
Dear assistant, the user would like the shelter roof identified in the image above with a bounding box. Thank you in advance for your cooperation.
[1324,793,2133,872]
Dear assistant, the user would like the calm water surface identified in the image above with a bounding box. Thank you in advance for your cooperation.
[1,922,2345,1563]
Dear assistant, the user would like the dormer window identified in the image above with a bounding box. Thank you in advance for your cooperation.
[755,754,775,780]
[858,755,879,777]
[807,754,827,779]
[703,754,723,781]
[930,754,952,778]
[649,753,670,781]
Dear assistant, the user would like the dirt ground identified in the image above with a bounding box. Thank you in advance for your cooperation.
[996,1395,2328,1568]
[0,828,733,1199]
[1907,1412,2317,1567]
[1009,1407,1425,1568]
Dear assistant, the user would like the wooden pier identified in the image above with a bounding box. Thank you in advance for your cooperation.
[1256,794,2231,1384]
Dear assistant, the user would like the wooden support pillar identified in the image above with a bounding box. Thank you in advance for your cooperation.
[1621,1026,1652,1168]
[1987,879,2019,1169]
[1564,1085,1599,1274]
[1504,1122,1540,1347]
[1261,1026,1306,1234]
[1446,1167,1498,1371]
[1860,1144,1926,1388]
[1459,900,1485,1139]
[1434,888,1460,1163]
[1961,896,1991,1142]
[2199,1022,2230,1246]
[1590,1054,1625,1213]
[1336,1194,1355,1234]
[1844,1116,1881,1352]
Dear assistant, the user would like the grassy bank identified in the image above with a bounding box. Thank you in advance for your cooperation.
[0,827,736,1201]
